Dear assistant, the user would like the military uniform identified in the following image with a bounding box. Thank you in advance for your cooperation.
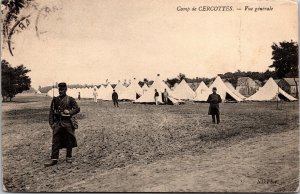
[45,83,80,167]
[154,91,159,105]
[207,92,222,124]
[112,91,119,107]
[163,90,169,104]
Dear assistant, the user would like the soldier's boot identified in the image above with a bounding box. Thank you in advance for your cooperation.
[44,159,58,167]
[66,149,72,163]
[212,115,216,124]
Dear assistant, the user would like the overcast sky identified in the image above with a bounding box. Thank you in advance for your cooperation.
[2,0,298,88]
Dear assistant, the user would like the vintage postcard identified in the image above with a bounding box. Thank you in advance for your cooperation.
[1,0,299,192]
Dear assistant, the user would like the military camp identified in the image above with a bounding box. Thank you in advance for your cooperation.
[1,0,299,192]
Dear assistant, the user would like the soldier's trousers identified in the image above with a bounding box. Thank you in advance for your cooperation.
[51,146,72,159]
[51,128,73,159]
[212,114,220,124]
[113,100,119,107]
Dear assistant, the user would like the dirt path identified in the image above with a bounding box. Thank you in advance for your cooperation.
[57,128,299,192]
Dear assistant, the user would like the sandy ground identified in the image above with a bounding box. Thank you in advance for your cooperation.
[2,94,299,192]
[58,129,299,192]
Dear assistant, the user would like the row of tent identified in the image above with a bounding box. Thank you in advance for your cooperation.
[47,75,297,104]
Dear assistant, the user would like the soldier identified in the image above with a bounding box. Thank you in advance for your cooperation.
[44,82,80,167]
[163,88,169,104]
[93,88,98,103]
[112,89,119,107]
[207,87,222,124]
[154,89,159,105]
[78,92,81,100]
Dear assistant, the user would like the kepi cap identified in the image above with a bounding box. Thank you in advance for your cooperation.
[58,82,67,89]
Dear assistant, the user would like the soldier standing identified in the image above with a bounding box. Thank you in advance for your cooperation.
[45,82,80,167]
[154,89,159,105]
[207,87,222,124]
[93,88,98,103]
[163,88,169,104]
[112,89,119,107]
[78,92,81,100]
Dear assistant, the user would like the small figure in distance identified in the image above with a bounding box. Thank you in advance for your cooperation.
[154,89,159,105]
[93,88,98,103]
[207,87,222,124]
[163,88,169,104]
[112,89,119,107]
[78,92,81,100]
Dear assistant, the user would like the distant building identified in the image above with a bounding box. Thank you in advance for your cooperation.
[236,77,261,97]
[277,78,299,98]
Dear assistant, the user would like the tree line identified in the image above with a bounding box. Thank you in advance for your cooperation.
[2,40,298,101]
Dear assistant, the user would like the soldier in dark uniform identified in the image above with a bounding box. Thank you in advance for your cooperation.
[112,89,119,107]
[78,92,81,100]
[207,87,222,124]
[44,82,80,167]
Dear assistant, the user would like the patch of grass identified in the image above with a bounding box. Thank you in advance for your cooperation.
[2,96,298,192]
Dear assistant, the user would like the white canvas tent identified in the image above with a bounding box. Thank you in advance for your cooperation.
[74,88,81,99]
[134,75,183,104]
[80,87,92,99]
[195,81,208,97]
[119,78,143,100]
[193,76,243,102]
[47,88,59,97]
[172,79,196,100]
[171,83,179,91]
[246,77,297,101]
[114,81,127,99]
[98,84,113,100]
[142,84,149,94]
[97,85,105,100]
[67,88,77,98]
[224,81,246,100]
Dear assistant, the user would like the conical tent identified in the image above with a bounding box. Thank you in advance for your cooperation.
[195,81,208,97]
[172,83,179,91]
[172,79,196,100]
[224,81,246,100]
[134,75,182,104]
[120,78,143,100]
[97,85,106,100]
[114,81,127,99]
[101,84,113,100]
[142,84,149,94]
[246,78,297,101]
[193,76,243,102]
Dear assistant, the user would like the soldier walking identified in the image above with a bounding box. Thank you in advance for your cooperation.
[45,82,80,167]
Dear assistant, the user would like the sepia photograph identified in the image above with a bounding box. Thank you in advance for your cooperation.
[1,0,299,192]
